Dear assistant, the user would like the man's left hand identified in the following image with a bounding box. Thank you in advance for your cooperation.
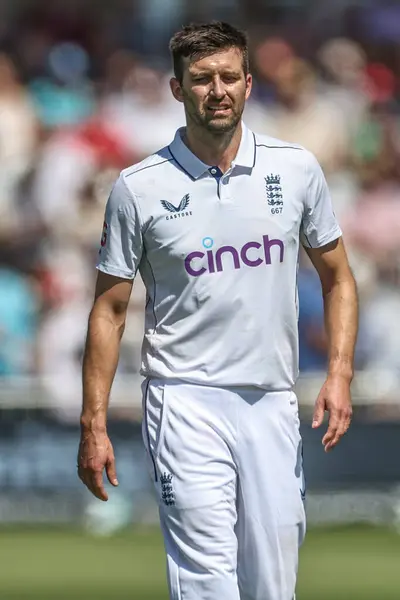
[312,375,353,452]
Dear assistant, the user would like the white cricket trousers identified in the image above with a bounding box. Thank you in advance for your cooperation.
[142,379,306,600]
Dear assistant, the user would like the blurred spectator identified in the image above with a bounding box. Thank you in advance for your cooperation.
[343,101,400,263]
[269,57,349,174]
[244,37,294,134]
[246,54,350,173]
[100,60,184,157]
[28,42,95,129]
[0,267,38,376]
[31,119,130,238]
[251,36,295,103]
[362,261,400,397]
[0,54,38,235]
[138,0,185,57]
[36,245,93,420]
[317,37,368,135]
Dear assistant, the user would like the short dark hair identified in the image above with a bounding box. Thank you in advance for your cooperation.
[169,21,249,83]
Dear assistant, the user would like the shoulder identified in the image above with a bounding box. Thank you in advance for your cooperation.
[253,131,319,173]
[121,147,173,187]
[106,152,167,209]
[254,131,305,152]
[107,147,174,213]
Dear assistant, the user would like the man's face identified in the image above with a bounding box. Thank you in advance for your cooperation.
[171,47,252,134]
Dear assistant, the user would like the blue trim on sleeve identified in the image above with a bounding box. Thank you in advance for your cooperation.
[125,158,174,178]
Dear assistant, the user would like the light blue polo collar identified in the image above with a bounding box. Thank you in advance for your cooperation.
[168,122,256,180]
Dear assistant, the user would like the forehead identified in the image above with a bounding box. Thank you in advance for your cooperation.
[185,48,244,74]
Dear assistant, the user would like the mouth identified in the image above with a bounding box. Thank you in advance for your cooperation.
[206,105,232,116]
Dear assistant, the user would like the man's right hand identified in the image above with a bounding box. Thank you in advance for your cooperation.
[77,425,119,501]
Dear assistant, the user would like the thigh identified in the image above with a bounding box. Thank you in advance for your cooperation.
[142,379,240,599]
[160,482,240,600]
[235,390,306,600]
[142,378,237,509]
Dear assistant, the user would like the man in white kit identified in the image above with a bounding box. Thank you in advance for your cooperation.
[78,22,358,600]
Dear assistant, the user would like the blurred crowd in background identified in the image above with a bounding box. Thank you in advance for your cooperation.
[1,0,400,419]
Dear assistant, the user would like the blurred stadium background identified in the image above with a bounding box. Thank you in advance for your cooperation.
[1,0,400,598]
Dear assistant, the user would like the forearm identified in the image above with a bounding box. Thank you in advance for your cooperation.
[81,308,124,430]
[323,274,358,382]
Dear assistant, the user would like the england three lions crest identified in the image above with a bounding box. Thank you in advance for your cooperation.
[265,174,283,214]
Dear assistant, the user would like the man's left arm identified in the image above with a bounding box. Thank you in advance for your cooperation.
[305,237,358,451]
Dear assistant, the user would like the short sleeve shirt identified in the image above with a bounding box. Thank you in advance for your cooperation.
[97,124,341,389]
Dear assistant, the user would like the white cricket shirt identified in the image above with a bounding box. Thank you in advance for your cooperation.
[97,123,341,390]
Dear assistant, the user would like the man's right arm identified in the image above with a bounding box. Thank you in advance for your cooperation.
[82,272,133,431]
[78,272,133,501]
[78,172,143,500]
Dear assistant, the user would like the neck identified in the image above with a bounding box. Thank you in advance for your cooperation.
[184,121,243,173]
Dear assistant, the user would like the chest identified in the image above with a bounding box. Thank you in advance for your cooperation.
[139,166,305,266]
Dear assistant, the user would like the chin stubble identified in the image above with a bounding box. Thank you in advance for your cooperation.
[183,89,244,134]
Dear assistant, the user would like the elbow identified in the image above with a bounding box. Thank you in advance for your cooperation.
[111,299,129,335]
[88,301,127,334]
[321,267,356,298]
[320,270,337,297]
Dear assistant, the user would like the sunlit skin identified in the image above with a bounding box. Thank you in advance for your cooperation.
[170,47,252,172]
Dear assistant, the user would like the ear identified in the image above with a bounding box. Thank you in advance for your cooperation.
[170,77,184,103]
[245,73,253,101]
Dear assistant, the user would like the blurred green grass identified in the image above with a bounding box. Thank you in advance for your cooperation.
[1,525,400,599]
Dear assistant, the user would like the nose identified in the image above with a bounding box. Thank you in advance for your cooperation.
[210,76,225,99]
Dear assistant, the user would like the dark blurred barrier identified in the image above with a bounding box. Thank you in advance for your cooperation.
[1,375,400,529]
[302,420,400,489]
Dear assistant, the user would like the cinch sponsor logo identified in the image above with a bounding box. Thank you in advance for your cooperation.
[184,235,285,277]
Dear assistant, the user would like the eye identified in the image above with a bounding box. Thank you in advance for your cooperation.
[223,74,240,84]
[192,75,209,84]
